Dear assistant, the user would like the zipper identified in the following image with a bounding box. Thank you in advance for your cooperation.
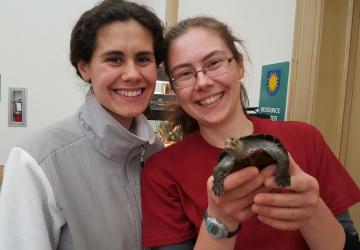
[122,156,142,249]
[140,142,150,168]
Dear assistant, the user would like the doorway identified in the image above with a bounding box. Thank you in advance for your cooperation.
[289,0,360,230]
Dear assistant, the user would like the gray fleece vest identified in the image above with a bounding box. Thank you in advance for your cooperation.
[19,91,162,250]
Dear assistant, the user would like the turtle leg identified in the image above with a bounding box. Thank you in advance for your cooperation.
[264,148,290,187]
[275,156,290,187]
[212,155,235,196]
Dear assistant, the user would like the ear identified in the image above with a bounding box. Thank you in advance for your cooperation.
[77,61,91,82]
[236,53,245,80]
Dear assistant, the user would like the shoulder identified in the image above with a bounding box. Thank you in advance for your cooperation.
[251,117,329,161]
[1,147,65,246]
[146,134,165,159]
[148,132,199,159]
[17,115,85,164]
[145,135,188,166]
[143,132,201,173]
[252,117,323,141]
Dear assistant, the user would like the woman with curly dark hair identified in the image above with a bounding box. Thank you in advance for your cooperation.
[0,1,164,249]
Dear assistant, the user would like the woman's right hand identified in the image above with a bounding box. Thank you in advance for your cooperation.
[206,165,276,230]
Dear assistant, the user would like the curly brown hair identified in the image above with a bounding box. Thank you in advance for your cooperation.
[70,0,164,81]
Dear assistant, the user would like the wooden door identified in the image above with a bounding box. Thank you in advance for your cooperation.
[290,0,360,230]
[341,0,360,230]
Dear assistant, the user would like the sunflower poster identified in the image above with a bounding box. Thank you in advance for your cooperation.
[258,61,289,121]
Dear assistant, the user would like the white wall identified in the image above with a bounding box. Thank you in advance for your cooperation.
[0,0,296,164]
[137,0,166,22]
[0,0,99,164]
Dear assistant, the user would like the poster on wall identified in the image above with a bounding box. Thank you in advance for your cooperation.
[8,87,27,127]
[258,61,290,121]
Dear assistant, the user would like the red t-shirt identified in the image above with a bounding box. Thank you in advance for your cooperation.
[141,117,360,249]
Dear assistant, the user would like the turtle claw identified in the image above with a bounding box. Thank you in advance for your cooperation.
[275,174,291,187]
[212,179,224,196]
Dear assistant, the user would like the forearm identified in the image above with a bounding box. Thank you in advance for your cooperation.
[194,221,237,250]
[300,198,345,250]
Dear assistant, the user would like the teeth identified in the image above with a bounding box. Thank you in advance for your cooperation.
[118,89,142,97]
[199,93,222,105]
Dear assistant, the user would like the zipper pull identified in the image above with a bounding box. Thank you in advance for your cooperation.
[140,142,150,168]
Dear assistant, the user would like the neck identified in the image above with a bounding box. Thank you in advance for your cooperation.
[105,107,134,131]
[199,110,253,148]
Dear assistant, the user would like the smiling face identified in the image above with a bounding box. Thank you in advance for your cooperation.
[168,27,245,129]
[77,20,157,129]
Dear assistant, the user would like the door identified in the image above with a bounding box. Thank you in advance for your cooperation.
[290,0,360,230]
[341,0,360,230]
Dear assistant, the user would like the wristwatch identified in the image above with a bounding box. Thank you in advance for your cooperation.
[204,209,241,239]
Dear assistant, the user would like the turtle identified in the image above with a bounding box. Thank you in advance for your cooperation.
[212,134,290,196]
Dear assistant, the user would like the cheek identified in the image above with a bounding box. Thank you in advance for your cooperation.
[221,72,238,87]
[92,67,119,86]
[143,67,157,86]
[175,89,193,107]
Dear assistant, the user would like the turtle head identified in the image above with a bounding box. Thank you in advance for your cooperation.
[224,138,244,156]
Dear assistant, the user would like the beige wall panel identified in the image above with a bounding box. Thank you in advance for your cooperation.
[313,0,350,155]
[346,4,360,230]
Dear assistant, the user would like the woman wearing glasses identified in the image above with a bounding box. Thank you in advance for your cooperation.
[141,16,360,250]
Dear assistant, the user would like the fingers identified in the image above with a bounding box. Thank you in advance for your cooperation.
[252,201,316,220]
[222,166,259,191]
[223,165,276,193]
[287,153,302,175]
[256,177,319,210]
[206,165,279,225]
[264,156,319,194]
[259,164,277,179]
[252,159,320,231]
[252,192,319,231]
[254,192,302,207]
[232,205,254,222]
[256,214,306,231]
[212,185,270,216]
[264,174,319,193]
[218,173,266,200]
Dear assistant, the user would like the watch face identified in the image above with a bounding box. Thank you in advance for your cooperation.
[209,224,220,235]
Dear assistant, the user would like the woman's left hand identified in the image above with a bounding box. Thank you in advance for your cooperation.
[251,154,320,231]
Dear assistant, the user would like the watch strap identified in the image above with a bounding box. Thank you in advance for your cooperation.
[204,209,241,238]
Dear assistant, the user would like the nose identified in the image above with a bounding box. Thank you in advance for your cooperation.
[194,70,213,90]
[121,61,141,82]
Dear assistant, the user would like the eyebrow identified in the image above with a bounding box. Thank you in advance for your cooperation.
[171,50,226,72]
[137,51,156,58]
[101,50,124,58]
[101,50,155,58]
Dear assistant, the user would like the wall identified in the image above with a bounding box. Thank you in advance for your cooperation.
[0,0,296,164]
[0,0,99,164]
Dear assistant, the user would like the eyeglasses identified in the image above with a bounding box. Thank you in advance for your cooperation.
[171,56,234,89]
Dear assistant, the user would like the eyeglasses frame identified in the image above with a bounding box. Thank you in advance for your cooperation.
[170,56,234,89]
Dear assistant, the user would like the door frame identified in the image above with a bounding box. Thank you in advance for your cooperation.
[288,0,355,157]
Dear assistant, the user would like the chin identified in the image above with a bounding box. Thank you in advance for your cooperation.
[123,110,144,118]
[109,107,144,121]
[197,110,226,123]
[198,117,222,127]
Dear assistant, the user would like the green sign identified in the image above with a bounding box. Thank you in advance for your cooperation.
[259,61,290,121]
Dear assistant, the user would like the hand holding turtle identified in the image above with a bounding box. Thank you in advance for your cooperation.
[206,165,276,229]
[251,154,320,231]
